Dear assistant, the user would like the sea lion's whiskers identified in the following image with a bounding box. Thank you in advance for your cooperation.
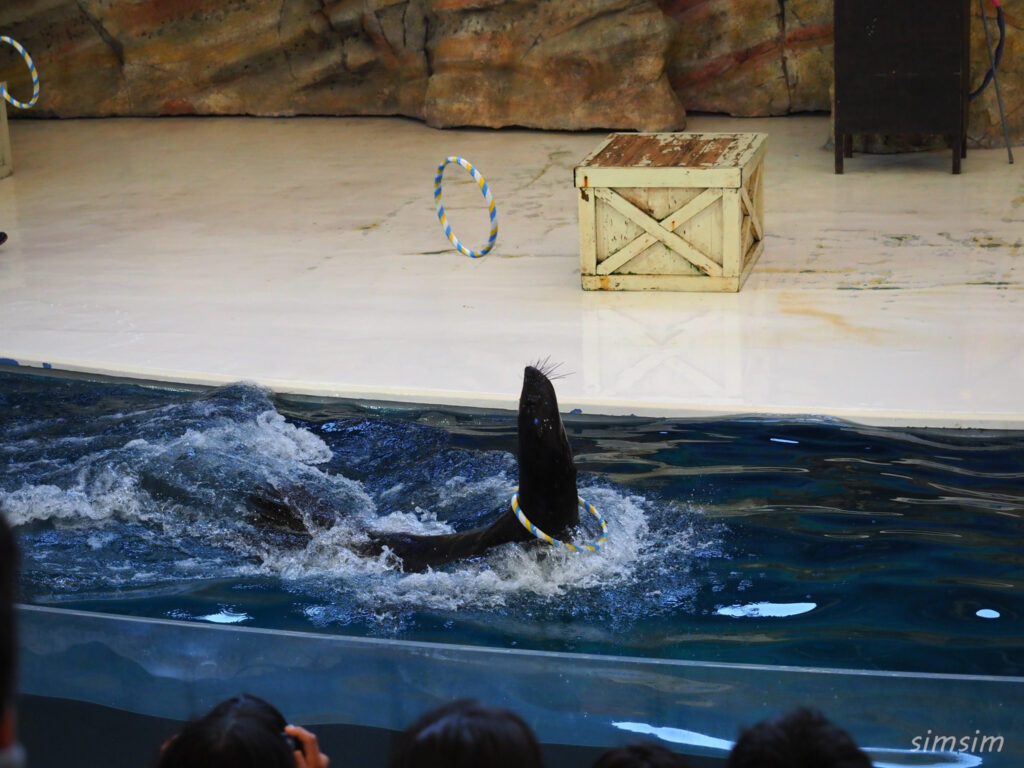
[533,358,571,380]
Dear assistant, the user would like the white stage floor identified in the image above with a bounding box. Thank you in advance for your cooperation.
[1,114,1021,427]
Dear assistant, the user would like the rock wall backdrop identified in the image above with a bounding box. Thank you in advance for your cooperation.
[0,0,1020,146]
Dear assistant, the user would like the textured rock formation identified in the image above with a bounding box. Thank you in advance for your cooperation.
[0,0,685,130]
[0,0,430,119]
[0,0,1020,145]
[425,0,684,130]
[659,0,832,116]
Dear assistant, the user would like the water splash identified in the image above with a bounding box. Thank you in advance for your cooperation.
[2,381,708,634]
[4,374,1021,673]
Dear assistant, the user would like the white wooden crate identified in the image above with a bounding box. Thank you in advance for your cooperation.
[574,132,766,292]
[0,84,12,180]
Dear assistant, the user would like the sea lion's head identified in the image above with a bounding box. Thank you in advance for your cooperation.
[519,364,569,449]
[516,363,579,532]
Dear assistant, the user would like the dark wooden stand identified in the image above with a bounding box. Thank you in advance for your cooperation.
[833,0,970,174]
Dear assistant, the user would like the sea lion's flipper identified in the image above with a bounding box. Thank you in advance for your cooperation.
[248,364,578,568]
[357,531,437,571]
[360,508,532,572]
[247,484,310,534]
[247,482,339,532]
[360,530,481,572]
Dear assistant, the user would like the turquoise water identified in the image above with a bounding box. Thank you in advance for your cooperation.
[2,370,1022,676]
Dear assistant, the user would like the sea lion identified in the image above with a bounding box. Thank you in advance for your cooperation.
[248,364,580,571]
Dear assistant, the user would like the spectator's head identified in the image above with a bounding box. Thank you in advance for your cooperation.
[156,694,295,768]
[1,515,16,723]
[728,707,872,768]
[388,699,544,768]
[593,742,690,768]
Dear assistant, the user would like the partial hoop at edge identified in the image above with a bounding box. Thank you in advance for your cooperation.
[433,156,498,258]
[0,36,40,110]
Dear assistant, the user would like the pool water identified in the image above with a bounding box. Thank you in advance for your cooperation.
[2,370,1022,676]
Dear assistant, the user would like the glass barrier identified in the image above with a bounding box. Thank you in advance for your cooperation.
[17,605,1023,767]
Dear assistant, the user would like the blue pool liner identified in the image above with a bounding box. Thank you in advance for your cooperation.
[17,605,1023,767]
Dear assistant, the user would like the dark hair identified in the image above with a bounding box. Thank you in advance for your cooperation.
[593,742,691,768]
[727,707,872,768]
[388,699,544,768]
[1,515,16,718]
[156,694,295,768]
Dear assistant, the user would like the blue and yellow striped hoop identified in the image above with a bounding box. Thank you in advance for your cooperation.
[434,156,498,258]
[0,36,40,110]
[511,489,608,553]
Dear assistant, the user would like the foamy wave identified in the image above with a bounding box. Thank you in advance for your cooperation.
[2,484,111,526]
[369,508,456,536]
[237,486,670,622]
[144,409,333,470]
[294,487,660,614]
[0,465,144,526]
[5,379,716,632]
[255,410,334,464]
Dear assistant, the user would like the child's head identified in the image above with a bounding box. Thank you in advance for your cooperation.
[156,694,295,768]
[388,699,544,768]
[592,742,690,768]
[728,707,872,768]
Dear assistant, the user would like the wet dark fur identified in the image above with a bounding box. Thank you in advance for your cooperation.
[248,364,579,571]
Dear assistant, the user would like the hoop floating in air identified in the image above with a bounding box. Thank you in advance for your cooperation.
[0,36,40,110]
[434,156,498,258]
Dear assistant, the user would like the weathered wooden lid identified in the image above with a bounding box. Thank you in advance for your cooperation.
[575,132,767,189]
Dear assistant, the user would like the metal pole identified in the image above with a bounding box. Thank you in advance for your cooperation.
[978,0,1014,163]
